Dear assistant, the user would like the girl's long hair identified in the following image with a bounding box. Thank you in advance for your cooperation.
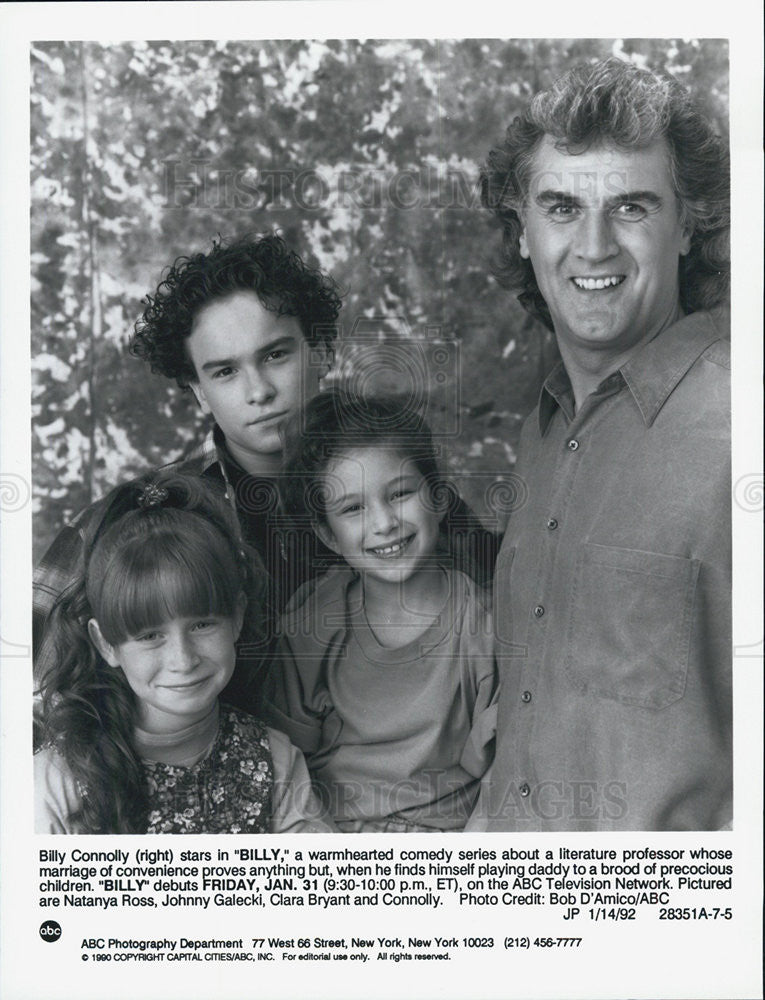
[35,472,266,833]
[281,389,500,585]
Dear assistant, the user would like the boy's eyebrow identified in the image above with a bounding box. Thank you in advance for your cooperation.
[199,335,299,372]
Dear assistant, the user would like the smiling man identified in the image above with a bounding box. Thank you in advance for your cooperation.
[33,235,341,705]
[472,59,731,830]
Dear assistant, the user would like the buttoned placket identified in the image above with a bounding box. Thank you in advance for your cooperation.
[511,380,624,823]
[215,443,294,569]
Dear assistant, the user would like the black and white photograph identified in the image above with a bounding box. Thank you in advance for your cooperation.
[30,35,733,833]
[1,3,762,999]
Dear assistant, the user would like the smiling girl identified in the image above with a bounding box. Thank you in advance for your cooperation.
[34,472,332,834]
[268,391,498,832]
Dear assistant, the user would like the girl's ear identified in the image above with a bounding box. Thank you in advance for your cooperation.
[233,592,247,642]
[88,619,120,667]
[313,519,341,555]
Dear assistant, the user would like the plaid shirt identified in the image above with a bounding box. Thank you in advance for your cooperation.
[34,426,501,686]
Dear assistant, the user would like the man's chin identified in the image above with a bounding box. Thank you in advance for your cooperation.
[559,313,631,349]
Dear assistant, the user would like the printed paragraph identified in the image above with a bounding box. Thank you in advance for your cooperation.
[38,844,734,922]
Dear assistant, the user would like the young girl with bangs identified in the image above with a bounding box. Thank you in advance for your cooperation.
[268,390,499,832]
[34,472,333,834]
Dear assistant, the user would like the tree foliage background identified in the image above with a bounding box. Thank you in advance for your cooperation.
[31,37,728,559]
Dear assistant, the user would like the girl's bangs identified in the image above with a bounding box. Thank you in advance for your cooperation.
[95,538,239,643]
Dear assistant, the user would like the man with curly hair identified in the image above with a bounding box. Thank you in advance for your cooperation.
[471,59,731,831]
[34,234,341,705]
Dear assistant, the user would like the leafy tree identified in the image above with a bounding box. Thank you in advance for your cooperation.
[31,38,729,558]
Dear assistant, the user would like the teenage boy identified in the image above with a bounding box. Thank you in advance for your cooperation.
[34,234,341,693]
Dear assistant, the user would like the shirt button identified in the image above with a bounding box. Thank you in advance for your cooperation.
[546,517,558,530]
[567,439,579,451]
[533,605,545,618]
[521,690,532,703]
[519,782,531,798]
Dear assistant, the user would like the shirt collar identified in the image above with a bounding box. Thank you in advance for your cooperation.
[173,424,225,475]
[537,307,729,433]
[620,307,729,426]
[538,361,574,430]
[211,423,232,474]
[171,424,236,502]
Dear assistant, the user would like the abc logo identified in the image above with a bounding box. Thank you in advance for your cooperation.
[39,920,62,942]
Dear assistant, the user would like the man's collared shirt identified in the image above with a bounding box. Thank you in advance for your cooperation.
[478,308,731,831]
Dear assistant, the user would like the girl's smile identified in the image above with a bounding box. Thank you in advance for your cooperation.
[158,675,212,691]
[318,448,442,584]
[89,603,244,735]
[366,533,415,558]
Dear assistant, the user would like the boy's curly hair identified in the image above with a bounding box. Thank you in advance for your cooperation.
[130,233,342,388]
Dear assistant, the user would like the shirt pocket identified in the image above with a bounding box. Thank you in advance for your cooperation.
[564,542,700,710]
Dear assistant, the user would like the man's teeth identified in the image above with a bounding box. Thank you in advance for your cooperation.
[573,275,624,290]
[370,537,411,556]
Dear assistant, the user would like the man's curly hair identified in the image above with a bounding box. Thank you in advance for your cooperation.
[130,233,342,387]
[481,58,730,330]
